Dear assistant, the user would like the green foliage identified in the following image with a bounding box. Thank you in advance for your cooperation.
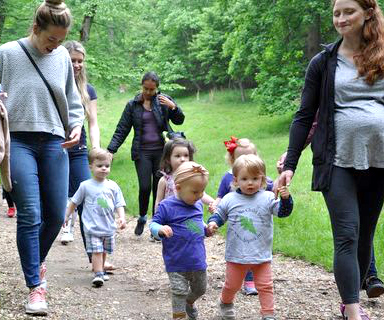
[0,0,377,112]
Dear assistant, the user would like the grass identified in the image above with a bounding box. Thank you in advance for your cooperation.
[94,88,383,278]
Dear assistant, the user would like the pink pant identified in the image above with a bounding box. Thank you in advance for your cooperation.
[221,261,274,316]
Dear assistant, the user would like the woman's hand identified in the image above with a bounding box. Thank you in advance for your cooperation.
[158,94,176,110]
[61,125,82,149]
[275,170,294,199]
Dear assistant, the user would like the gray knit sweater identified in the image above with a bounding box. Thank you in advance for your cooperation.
[0,38,84,138]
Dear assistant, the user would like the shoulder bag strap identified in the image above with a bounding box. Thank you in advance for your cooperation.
[17,40,66,131]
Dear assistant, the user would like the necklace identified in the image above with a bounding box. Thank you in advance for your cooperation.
[143,101,152,112]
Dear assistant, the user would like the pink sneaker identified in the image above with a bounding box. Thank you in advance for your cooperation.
[340,303,370,320]
[25,286,48,315]
[40,262,47,290]
[7,207,15,218]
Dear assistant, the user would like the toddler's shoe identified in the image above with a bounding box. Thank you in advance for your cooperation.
[40,262,47,290]
[134,217,146,236]
[7,207,16,218]
[365,275,384,298]
[25,286,48,316]
[242,281,258,296]
[218,299,235,320]
[92,273,104,287]
[186,302,198,320]
[262,316,276,320]
[103,272,110,281]
[340,303,370,320]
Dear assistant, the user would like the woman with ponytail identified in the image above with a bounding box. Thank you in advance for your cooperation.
[278,1,384,319]
[0,0,83,315]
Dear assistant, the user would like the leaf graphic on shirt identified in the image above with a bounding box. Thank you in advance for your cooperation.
[97,198,109,209]
[185,219,203,235]
[240,216,257,234]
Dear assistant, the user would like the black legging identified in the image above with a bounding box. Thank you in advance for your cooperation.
[134,149,163,218]
[322,166,384,304]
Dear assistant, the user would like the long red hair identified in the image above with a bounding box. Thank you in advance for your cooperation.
[333,0,384,84]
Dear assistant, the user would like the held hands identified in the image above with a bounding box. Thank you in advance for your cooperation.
[207,222,219,236]
[274,169,294,199]
[278,185,290,199]
[159,225,173,238]
[61,125,82,149]
[208,202,216,214]
[158,94,176,110]
[276,152,287,174]
[117,217,127,230]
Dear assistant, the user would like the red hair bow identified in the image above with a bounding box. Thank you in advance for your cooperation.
[224,136,238,154]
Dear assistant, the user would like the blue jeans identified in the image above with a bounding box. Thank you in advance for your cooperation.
[68,146,91,261]
[10,132,69,288]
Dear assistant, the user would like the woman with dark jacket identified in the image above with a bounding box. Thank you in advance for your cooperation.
[278,0,384,319]
[107,72,185,236]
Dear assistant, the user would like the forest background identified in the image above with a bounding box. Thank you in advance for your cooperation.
[0,0,383,276]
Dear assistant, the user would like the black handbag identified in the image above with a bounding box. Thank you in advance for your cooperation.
[17,40,67,134]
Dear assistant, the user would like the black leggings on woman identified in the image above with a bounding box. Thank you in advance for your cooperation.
[134,149,163,218]
[322,166,384,304]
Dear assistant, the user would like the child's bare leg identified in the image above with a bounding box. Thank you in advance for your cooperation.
[102,252,107,270]
[92,253,103,273]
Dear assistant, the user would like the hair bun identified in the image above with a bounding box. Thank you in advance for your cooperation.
[45,0,65,5]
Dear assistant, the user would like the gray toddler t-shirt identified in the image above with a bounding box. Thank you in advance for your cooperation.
[71,178,126,237]
[334,54,384,169]
[215,190,281,264]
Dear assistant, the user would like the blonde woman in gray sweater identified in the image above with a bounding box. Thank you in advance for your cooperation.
[0,0,83,315]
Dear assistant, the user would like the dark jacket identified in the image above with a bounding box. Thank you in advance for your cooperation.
[107,93,185,161]
[283,39,342,191]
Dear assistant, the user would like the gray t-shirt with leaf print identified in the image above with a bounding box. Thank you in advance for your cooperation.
[71,178,126,237]
[214,190,283,264]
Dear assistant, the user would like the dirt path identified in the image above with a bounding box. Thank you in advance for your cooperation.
[0,206,382,319]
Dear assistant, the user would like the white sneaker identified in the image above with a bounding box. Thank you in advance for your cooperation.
[92,275,104,287]
[60,230,74,244]
[25,286,48,315]
[103,273,110,281]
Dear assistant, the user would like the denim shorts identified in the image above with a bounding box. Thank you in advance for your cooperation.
[85,233,115,254]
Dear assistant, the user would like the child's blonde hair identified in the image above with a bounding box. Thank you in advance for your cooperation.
[88,148,112,165]
[224,137,257,167]
[173,161,209,185]
[232,154,267,189]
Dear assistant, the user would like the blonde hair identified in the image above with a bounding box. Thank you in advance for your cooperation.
[64,40,90,115]
[88,148,112,165]
[232,154,267,189]
[173,161,209,185]
[225,138,257,167]
[33,0,72,31]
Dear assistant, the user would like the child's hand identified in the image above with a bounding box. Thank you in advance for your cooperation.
[118,217,126,230]
[159,225,173,238]
[208,202,216,214]
[207,222,219,235]
[63,212,72,228]
[278,185,290,199]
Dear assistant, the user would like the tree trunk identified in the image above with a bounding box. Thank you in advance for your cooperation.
[238,81,245,102]
[0,0,6,43]
[305,13,321,60]
[80,5,97,44]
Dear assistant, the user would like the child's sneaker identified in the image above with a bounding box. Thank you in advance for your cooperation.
[242,281,258,296]
[186,302,198,320]
[40,262,47,290]
[103,272,110,281]
[218,299,235,320]
[25,286,48,315]
[7,207,16,218]
[262,316,276,320]
[92,274,104,287]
